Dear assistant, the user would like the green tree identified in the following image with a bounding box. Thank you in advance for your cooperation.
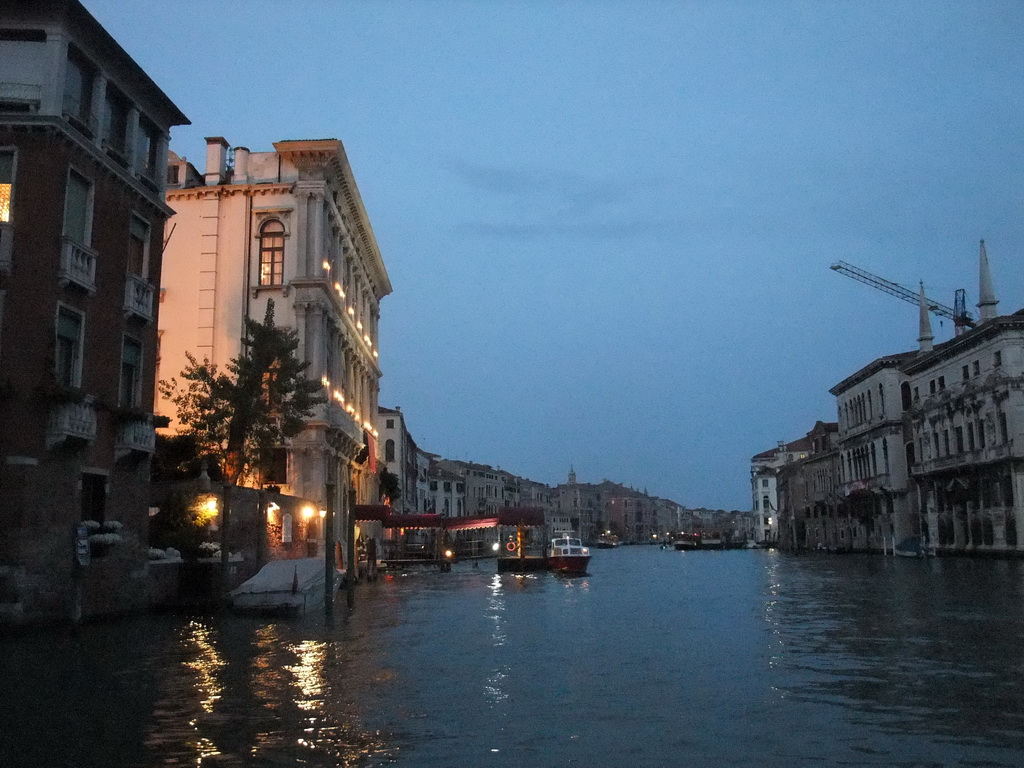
[378,465,401,505]
[159,300,325,486]
[158,300,325,598]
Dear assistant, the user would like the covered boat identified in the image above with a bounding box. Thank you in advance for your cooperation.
[547,536,591,575]
[231,558,341,616]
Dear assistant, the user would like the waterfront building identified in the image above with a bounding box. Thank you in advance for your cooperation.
[902,245,1024,554]
[376,406,419,512]
[437,459,518,516]
[776,422,840,551]
[750,438,811,543]
[414,447,432,512]
[158,137,391,554]
[0,0,188,623]
[829,350,918,551]
[424,460,465,517]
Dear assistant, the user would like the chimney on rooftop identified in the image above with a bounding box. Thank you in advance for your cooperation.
[204,136,229,185]
[233,146,250,183]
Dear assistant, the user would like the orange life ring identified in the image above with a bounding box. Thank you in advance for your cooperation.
[505,540,517,552]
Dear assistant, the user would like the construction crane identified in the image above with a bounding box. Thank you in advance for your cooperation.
[830,261,975,336]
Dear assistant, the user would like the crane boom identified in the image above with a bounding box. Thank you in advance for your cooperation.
[830,261,955,318]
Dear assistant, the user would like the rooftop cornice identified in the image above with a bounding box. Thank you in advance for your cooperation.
[4,116,174,215]
[272,140,392,300]
[829,351,918,396]
[902,312,1024,374]
[166,182,293,201]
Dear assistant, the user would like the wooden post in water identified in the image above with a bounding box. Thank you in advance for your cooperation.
[346,485,357,608]
[324,482,335,618]
[220,485,232,605]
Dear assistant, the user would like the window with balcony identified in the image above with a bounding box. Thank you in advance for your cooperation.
[0,149,13,222]
[55,305,84,387]
[119,336,142,408]
[63,50,94,130]
[63,168,92,244]
[258,220,285,286]
[128,215,149,276]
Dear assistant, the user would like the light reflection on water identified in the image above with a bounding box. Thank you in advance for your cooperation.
[3,549,1024,766]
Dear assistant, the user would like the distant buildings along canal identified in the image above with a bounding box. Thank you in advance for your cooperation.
[759,245,1024,556]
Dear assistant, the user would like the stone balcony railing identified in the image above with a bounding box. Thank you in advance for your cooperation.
[115,416,156,457]
[58,236,98,294]
[123,273,155,322]
[914,442,1014,475]
[0,222,12,275]
[46,399,98,448]
[328,402,365,448]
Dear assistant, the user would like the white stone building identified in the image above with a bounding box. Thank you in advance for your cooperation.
[829,350,918,550]
[158,137,391,549]
[903,244,1024,554]
[376,406,419,512]
[750,438,810,543]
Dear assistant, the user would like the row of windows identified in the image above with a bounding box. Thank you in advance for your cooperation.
[841,384,886,430]
[0,149,152,275]
[55,304,142,407]
[908,353,1003,404]
[427,480,465,493]
[63,45,162,179]
[915,413,1009,461]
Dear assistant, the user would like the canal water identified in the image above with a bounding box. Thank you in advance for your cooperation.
[3,547,1024,767]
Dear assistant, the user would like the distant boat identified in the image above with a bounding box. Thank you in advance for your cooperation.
[894,537,927,558]
[547,535,591,575]
[231,558,341,616]
[699,532,724,550]
[673,533,699,550]
[592,534,620,549]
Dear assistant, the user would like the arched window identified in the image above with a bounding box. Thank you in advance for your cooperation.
[385,439,395,462]
[258,220,285,285]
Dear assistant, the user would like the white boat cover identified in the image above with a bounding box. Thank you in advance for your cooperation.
[232,558,325,597]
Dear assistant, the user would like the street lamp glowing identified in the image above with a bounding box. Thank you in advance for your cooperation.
[302,506,315,520]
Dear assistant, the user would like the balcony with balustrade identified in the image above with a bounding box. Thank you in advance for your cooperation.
[115,416,155,458]
[58,236,97,294]
[123,273,155,322]
[46,398,98,448]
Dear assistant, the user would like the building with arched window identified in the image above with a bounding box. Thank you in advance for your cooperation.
[159,137,391,556]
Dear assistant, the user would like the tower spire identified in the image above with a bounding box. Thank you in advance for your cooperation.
[977,239,998,323]
[918,281,934,353]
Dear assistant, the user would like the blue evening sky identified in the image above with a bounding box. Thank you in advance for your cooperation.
[83,1,1024,510]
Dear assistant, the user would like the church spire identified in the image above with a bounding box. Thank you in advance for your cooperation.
[568,465,577,485]
[918,281,934,353]
[977,239,999,323]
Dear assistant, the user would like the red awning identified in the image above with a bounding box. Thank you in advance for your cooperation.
[352,505,546,530]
